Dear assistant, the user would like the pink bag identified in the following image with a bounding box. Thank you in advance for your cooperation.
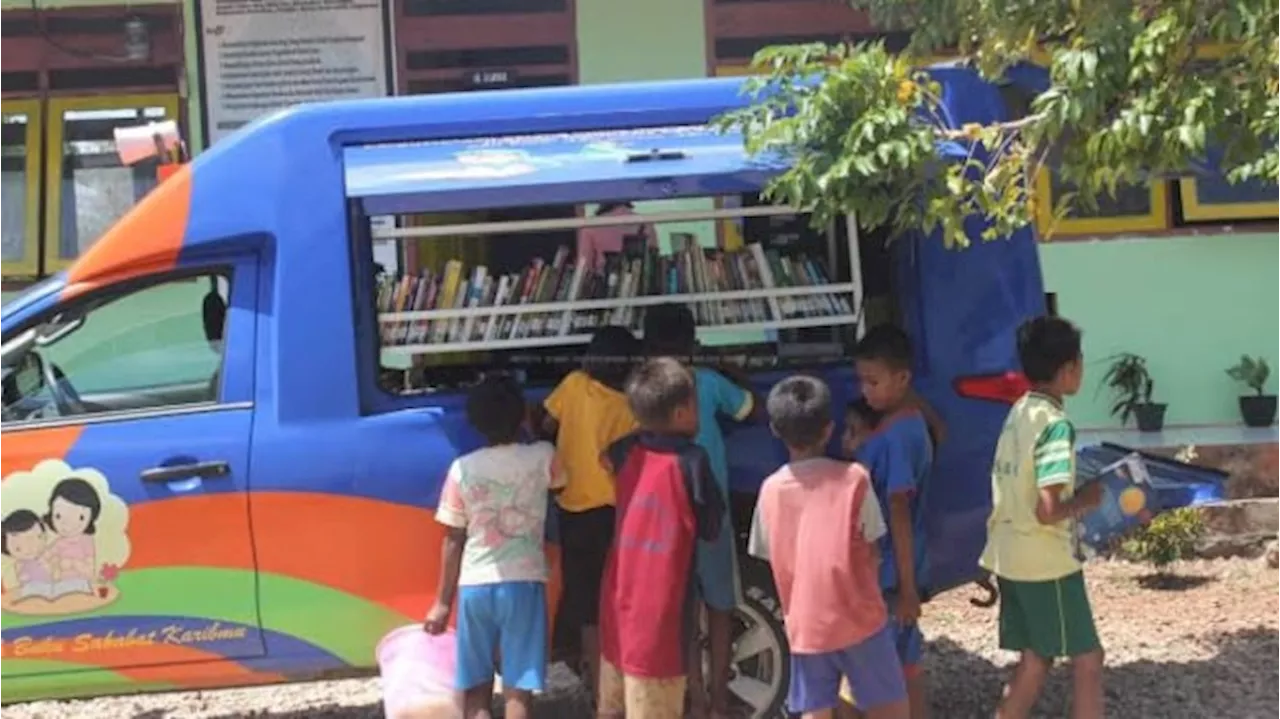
[376,625,462,719]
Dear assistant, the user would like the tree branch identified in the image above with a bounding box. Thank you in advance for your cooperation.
[937,113,1046,139]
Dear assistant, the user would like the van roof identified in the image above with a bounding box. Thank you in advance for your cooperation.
[57,69,1015,298]
[60,76,769,294]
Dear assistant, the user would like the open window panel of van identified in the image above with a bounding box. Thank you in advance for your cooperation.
[342,124,886,394]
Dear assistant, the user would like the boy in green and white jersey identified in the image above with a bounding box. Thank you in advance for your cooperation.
[979,316,1105,719]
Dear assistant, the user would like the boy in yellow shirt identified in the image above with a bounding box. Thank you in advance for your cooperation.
[542,326,641,699]
[979,316,1104,719]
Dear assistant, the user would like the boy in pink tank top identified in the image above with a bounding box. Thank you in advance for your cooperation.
[747,375,908,719]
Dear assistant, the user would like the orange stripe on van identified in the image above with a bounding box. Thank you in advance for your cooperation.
[119,661,285,689]
[63,164,192,299]
[0,425,84,478]
[124,492,563,629]
[127,495,258,571]
[249,492,563,622]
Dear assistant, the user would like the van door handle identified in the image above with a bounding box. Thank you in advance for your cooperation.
[140,461,230,483]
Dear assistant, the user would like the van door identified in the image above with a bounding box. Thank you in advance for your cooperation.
[0,258,264,694]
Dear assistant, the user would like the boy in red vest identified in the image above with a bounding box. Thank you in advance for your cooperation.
[597,357,724,719]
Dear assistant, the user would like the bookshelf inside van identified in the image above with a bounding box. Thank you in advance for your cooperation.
[368,194,867,391]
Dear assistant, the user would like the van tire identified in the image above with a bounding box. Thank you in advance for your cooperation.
[708,556,790,719]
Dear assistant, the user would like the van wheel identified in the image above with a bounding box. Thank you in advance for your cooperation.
[700,581,790,719]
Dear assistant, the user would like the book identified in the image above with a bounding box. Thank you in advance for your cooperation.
[483,274,514,341]
[457,265,488,342]
[431,260,463,344]
[1075,452,1157,557]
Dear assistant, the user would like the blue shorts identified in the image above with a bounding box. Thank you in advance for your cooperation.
[455,581,547,692]
[695,512,741,612]
[892,621,924,670]
[882,592,924,669]
[788,623,907,713]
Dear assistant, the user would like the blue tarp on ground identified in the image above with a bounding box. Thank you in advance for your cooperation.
[1077,442,1228,511]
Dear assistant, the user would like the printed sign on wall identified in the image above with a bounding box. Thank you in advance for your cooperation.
[199,0,389,144]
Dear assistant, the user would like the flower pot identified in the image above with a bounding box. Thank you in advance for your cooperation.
[1133,403,1167,432]
[1239,395,1277,428]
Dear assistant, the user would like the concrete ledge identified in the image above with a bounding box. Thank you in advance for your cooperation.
[1194,498,1279,560]
[1197,498,1280,535]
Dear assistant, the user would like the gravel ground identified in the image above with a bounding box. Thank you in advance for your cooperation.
[6,558,1277,719]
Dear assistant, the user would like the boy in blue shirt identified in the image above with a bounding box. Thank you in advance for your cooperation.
[841,325,935,719]
[643,303,756,719]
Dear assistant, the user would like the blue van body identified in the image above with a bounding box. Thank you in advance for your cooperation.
[0,71,1043,711]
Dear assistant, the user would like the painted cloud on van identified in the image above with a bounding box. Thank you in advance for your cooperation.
[1,460,131,617]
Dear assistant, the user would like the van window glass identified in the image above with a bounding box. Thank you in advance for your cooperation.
[2,272,230,425]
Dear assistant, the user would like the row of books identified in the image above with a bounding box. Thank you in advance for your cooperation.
[376,240,854,346]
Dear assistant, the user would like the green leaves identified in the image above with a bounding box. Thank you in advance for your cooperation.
[1226,355,1272,396]
[1121,507,1206,571]
[714,0,1279,249]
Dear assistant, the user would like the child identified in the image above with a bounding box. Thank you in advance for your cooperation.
[597,357,725,719]
[845,325,935,719]
[979,316,1104,719]
[43,477,101,599]
[842,399,883,458]
[541,325,641,697]
[424,375,564,719]
[643,303,755,719]
[1,510,54,602]
[748,375,908,719]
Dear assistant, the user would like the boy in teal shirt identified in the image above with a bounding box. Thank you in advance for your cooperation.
[643,303,755,719]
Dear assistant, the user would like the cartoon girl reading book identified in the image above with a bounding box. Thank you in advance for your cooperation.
[42,478,101,598]
[1,509,55,601]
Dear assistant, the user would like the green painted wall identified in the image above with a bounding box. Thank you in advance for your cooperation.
[1040,232,1279,428]
[575,0,707,85]
[575,0,716,248]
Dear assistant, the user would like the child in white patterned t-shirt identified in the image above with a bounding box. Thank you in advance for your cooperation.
[423,375,564,719]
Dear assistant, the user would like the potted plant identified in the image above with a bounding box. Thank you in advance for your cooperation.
[1226,355,1276,427]
[1101,352,1166,432]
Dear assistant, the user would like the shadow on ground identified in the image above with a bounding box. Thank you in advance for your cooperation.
[140,628,1275,719]
[923,627,1278,719]
[1134,573,1218,591]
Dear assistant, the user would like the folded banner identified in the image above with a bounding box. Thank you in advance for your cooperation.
[1076,452,1155,558]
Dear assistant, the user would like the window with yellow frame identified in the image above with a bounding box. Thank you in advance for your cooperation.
[1176,46,1279,222]
[43,93,181,275]
[1034,169,1170,236]
[2,99,43,279]
[1179,173,1279,222]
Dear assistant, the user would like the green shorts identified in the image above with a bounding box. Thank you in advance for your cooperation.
[996,572,1100,659]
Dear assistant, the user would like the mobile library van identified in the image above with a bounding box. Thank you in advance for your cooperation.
[0,71,1045,715]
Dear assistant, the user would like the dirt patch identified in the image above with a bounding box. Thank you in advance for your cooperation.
[4,559,1276,718]
[922,558,1279,718]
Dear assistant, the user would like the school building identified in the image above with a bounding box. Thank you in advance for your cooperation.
[2,0,1276,430]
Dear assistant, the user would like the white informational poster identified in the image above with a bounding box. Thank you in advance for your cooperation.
[199,0,389,144]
